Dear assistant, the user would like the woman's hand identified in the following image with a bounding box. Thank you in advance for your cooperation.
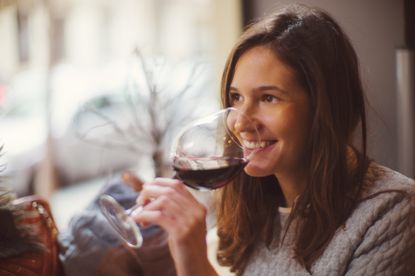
[132,177,217,276]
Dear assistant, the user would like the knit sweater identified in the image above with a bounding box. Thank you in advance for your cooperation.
[243,164,415,275]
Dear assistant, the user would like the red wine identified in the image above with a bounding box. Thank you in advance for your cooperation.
[173,157,247,190]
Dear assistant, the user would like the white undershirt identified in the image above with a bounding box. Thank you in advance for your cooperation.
[278,206,292,214]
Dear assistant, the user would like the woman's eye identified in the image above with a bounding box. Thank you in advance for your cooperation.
[261,94,279,103]
[229,93,242,103]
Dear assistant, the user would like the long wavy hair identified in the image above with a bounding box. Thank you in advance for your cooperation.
[216,4,370,273]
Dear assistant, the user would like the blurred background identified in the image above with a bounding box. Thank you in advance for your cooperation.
[0,0,413,229]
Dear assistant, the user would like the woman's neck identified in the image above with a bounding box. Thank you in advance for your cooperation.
[275,170,306,208]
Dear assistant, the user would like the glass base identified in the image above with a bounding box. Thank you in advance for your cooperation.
[99,194,143,248]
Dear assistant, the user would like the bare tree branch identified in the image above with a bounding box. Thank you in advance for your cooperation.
[74,107,145,152]
[72,47,215,177]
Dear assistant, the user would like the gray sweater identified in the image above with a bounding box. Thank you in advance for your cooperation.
[243,164,415,275]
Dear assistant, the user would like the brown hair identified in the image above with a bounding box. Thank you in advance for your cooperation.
[216,4,369,273]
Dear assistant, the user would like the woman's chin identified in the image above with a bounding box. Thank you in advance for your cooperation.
[243,164,270,177]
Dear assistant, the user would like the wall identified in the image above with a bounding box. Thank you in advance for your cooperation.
[251,0,407,174]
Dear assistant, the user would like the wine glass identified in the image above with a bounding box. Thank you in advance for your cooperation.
[99,107,260,248]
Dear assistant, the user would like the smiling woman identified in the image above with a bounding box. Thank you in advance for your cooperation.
[214,3,415,275]
[122,4,415,276]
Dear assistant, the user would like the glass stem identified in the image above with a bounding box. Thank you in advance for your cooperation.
[126,204,143,216]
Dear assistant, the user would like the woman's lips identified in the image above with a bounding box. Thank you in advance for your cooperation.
[242,140,277,158]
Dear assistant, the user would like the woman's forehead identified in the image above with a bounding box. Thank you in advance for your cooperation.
[231,46,300,92]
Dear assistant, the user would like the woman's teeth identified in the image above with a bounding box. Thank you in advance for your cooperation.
[243,140,275,149]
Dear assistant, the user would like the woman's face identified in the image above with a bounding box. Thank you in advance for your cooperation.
[229,45,311,178]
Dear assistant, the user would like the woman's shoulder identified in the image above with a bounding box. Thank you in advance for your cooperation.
[335,163,415,275]
[341,162,415,238]
[312,164,415,275]
[348,162,415,232]
[362,162,415,197]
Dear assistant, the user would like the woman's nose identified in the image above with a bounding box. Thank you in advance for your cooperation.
[234,113,251,132]
[228,107,257,133]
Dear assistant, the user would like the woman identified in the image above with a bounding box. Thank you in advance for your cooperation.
[134,4,415,275]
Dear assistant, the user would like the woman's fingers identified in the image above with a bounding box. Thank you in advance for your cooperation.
[140,192,206,223]
[132,177,208,243]
[136,178,195,207]
[145,177,191,195]
[134,206,207,245]
[135,182,206,224]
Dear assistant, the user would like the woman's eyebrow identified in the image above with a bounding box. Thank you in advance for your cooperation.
[254,85,287,94]
[229,86,239,92]
[229,85,286,92]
